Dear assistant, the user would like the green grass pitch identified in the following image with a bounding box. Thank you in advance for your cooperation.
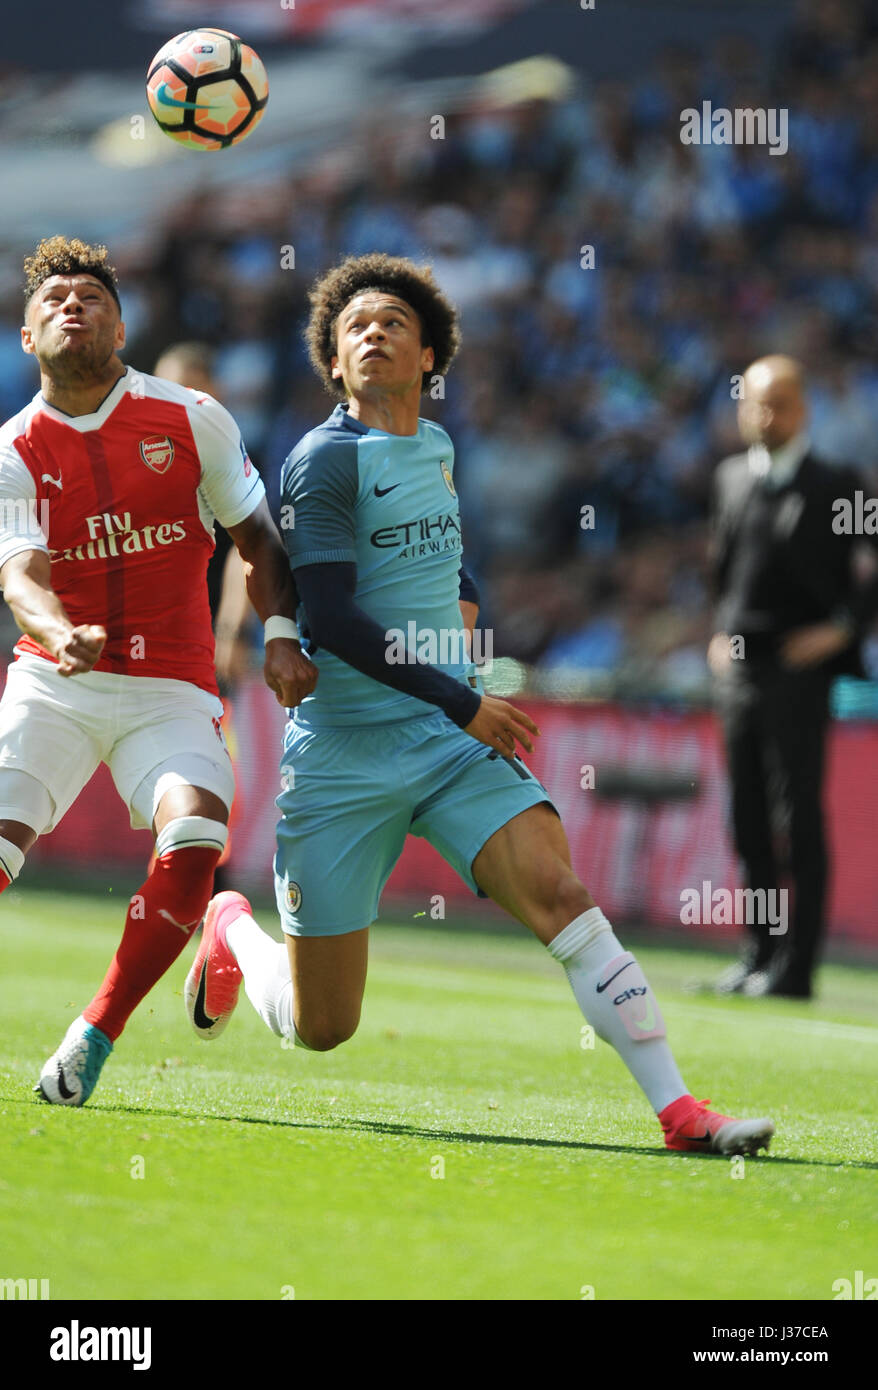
[1,885,876,1301]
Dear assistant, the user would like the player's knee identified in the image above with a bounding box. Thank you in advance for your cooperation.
[295,1014,360,1052]
[151,818,228,920]
[554,869,593,923]
[524,865,593,940]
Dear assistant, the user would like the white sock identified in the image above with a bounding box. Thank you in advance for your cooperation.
[0,834,25,883]
[548,907,689,1114]
[226,913,298,1041]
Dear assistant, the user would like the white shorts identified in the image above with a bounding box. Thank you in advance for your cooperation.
[0,655,235,834]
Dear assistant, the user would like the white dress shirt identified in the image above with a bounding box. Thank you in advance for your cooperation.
[747,431,810,491]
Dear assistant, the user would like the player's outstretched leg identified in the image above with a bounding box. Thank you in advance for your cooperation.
[548,920,774,1156]
[37,807,226,1106]
[473,805,775,1157]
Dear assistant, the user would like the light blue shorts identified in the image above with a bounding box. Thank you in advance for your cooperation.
[273,711,554,936]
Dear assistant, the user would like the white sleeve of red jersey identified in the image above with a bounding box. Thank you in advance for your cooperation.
[0,438,49,576]
[186,393,266,530]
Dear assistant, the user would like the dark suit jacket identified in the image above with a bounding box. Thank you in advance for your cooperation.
[710,450,878,678]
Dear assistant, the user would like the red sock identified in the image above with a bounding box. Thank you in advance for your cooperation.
[83,846,220,1042]
[0,870,10,893]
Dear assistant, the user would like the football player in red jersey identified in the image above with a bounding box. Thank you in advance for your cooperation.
[0,236,316,1104]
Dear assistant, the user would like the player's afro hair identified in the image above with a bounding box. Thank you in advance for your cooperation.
[305,253,460,398]
[23,236,121,311]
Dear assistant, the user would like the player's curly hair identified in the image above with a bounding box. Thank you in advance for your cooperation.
[23,235,120,310]
[305,253,460,397]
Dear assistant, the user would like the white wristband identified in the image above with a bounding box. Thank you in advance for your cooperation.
[264,616,300,644]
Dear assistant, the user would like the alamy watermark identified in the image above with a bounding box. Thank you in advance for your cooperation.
[385,622,493,673]
[832,491,878,534]
[1,1276,50,1300]
[50,1321,151,1370]
[832,1271,877,1300]
[680,880,788,935]
[0,498,49,539]
[680,102,788,156]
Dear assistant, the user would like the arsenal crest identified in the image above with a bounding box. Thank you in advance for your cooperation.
[440,458,456,497]
[139,436,175,475]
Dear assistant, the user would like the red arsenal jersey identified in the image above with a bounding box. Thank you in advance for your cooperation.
[0,369,264,695]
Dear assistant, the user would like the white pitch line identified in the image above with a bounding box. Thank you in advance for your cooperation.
[373,966,878,1040]
[670,1002,878,1045]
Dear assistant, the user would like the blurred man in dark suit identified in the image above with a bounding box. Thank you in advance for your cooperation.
[708,355,878,998]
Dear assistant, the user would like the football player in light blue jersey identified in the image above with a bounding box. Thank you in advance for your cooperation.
[185,254,774,1156]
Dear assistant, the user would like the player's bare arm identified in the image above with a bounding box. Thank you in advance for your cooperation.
[226,498,318,708]
[214,547,251,687]
[0,548,105,676]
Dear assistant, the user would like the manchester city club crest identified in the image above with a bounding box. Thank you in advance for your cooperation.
[286,881,302,912]
[440,458,456,497]
[139,435,175,475]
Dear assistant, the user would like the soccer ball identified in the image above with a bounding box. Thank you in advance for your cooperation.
[146,29,269,151]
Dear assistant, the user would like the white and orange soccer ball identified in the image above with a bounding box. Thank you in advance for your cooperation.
[145,29,268,151]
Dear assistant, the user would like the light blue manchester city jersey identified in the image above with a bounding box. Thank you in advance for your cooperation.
[281,403,469,726]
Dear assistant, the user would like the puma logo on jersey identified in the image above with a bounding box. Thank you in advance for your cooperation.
[41,472,62,490]
[157,908,199,935]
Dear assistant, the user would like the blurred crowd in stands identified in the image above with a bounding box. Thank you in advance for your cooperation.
[4,0,878,694]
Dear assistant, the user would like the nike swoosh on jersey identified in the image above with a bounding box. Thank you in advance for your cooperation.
[154,82,212,111]
[374,482,400,497]
[193,963,218,1031]
[596,959,635,993]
